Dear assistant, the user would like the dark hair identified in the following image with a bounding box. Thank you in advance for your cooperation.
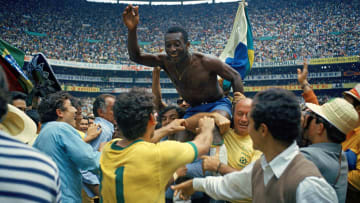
[38,91,73,123]
[158,105,185,126]
[70,97,82,109]
[113,88,153,141]
[0,68,9,119]
[251,88,301,144]
[93,94,115,117]
[166,26,188,43]
[26,109,41,125]
[313,114,346,143]
[10,91,27,101]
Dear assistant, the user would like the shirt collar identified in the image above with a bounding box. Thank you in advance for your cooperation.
[260,141,299,179]
[95,117,114,128]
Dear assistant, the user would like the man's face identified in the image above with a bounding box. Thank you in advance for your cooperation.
[233,99,252,136]
[80,118,89,133]
[165,32,188,63]
[344,94,360,118]
[161,109,179,127]
[12,99,27,112]
[101,97,115,123]
[58,99,77,127]
[75,107,83,128]
[301,111,321,143]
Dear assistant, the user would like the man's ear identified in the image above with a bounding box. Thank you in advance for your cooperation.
[260,123,269,138]
[97,108,103,117]
[149,113,157,126]
[56,109,63,119]
[317,122,325,136]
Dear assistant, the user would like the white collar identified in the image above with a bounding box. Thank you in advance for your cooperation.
[260,141,299,179]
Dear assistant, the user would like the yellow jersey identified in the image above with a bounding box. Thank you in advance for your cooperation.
[99,139,197,203]
[224,129,262,203]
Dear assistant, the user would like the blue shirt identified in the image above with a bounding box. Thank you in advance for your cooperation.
[33,122,101,203]
[82,117,114,197]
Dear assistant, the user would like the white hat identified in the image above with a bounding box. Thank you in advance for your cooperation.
[306,98,359,135]
[343,83,360,103]
[0,104,37,144]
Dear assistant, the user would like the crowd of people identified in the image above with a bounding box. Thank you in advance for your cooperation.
[1,61,360,202]
[1,0,360,202]
[1,0,359,65]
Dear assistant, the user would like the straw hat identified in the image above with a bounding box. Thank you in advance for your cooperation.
[0,104,37,144]
[306,98,359,135]
[343,83,360,102]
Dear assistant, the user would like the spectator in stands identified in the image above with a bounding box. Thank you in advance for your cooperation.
[99,87,215,202]
[10,91,27,112]
[171,88,337,202]
[300,98,359,203]
[0,68,61,202]
[33,91,101,203]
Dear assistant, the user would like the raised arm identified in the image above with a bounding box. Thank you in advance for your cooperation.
[123,5,164,67]
[204,56,244,93]
[152,67,167,112]
[297,59,319,104]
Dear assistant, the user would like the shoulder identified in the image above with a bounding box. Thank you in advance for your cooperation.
[0,131,59,173]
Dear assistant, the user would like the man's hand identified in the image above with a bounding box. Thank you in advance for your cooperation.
[171,180,195,200]
[212,113,230,135]
[84,123,102,143]
[201,155,220,175]
[297,59,309,86]
[122,5,139,30]
[198,116,215,134]
[233,92,246,105]
[165,119,186,134]
[175,166,187,179]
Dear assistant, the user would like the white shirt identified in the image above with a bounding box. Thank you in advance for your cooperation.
[193,142,338,203]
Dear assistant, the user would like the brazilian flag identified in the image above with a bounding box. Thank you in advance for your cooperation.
[0,39,33,93]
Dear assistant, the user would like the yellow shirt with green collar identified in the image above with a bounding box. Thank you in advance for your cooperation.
[99,138,198,203]
[224,129,262,203]
[342,126,360,191]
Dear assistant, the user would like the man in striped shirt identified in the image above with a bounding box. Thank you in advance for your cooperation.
[0,68,61,202]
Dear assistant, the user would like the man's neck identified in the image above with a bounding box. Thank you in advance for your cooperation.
[263,140,291,163]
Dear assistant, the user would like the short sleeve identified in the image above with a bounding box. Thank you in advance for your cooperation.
[157,140,197,174]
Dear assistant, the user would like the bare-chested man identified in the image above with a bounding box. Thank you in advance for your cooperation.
[123,5,244,142]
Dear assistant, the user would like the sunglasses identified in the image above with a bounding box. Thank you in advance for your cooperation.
[177,99,184,105]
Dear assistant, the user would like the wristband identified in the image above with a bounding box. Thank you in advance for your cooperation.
[301,82,310,89]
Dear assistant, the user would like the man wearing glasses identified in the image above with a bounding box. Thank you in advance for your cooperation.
[301,98,359,203]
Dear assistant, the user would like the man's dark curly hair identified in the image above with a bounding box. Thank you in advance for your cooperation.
[251,88,301,144]
[0,68,9,119]
[166,26,188,43]
[114,88,153,141]
[38,91,73,123]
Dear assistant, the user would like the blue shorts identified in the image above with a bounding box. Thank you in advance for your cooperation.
[183,97,232,119]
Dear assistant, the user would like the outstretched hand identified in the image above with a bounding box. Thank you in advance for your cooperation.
[123,5,139,30]
[297,59,308,85]
[171,179,195,200]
